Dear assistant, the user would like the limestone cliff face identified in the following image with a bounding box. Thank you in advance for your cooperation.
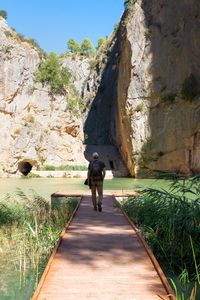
[1,0,200,178]
[62,56,90,94]
[0,18,87,175]
[115,0,200,177]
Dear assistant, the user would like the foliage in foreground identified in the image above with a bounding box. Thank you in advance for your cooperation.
[0,190,78,298]
[122,176,200,298]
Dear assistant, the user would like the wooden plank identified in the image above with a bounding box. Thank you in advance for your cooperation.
[52,190,138,197]
[114,197,175,300]
[31,197,82,300]
[32,195,174,300]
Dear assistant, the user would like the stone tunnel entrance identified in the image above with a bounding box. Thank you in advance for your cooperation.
[18,160,33,176]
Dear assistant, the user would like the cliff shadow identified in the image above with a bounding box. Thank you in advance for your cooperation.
[83,34,129,177]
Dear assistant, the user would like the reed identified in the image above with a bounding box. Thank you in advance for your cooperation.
[0,189,78,298]
[122,176,200,298]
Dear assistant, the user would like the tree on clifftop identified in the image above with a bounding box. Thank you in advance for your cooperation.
[96,38,105,50]
[67,38,80,54]
[80,38,94,56]
[0,10,7,19]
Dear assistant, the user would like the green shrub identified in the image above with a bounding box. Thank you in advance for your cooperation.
[67,98,79,111]
[0,9,7,19]
[21,173,41,178]
[181,74,199,101]
[88,59,97,70]
[5,31,12,38]
[96,38,105,50]
[39,165,87,171]
[135,103,146,112]
[122,176,200,296]
[12,31,45,56]
[36,52,71,94]
[26,115,35,123]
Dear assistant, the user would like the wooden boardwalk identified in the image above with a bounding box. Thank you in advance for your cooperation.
[32,195,174,300]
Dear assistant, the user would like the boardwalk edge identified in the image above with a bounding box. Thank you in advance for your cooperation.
[31,196,82,300]
[113,196,176,300]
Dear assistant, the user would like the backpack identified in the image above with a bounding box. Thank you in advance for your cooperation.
[90,160,103,179]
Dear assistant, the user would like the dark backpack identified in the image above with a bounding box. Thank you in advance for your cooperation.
[90,160,103,178]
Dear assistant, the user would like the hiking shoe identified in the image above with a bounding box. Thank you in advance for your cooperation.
[98,203,102,212]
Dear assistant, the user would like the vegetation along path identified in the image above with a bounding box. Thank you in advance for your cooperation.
[32,195,174,300]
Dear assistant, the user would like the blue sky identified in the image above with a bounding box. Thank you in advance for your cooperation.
[1,0,124,54]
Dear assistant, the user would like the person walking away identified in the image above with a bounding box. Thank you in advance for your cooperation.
[87,152,106,212]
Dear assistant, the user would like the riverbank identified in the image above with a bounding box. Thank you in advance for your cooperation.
[0,170,115,178]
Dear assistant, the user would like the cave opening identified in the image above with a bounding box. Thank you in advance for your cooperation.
[18,161,33,176]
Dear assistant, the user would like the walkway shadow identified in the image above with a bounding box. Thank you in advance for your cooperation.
[53,195,170,297]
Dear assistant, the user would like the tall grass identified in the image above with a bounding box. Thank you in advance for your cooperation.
[122,176,200,298]
[38,164,87,171]
[0,189,78,299]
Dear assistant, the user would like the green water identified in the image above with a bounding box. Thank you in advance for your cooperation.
[0,177,171,200]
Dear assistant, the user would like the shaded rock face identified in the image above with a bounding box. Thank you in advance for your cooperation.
[84,38,120,145]
[114,0,200,177]
[84,0,200,177]
[82,35,130,176]
[0,18,86,175]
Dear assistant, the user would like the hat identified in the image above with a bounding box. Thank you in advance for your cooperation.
[92,152,99,159]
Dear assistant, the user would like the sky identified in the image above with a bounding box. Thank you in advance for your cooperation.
[1,0,124,54]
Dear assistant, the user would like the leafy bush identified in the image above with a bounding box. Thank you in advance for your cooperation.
[6,27,45,56]
[135,103,146,112]
[26,114,35,123]
[36,52,71,94]
[0,9,7,19]
[122,177,200,297]
[96,38,105,50]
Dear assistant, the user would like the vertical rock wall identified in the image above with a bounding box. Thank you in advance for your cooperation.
[115,0,200,177]
[0,18,86,175]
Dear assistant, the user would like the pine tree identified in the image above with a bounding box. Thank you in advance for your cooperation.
[67,38,80,53]
[80,38,94,57]
[0,10,7,19]
[96,38,105,50]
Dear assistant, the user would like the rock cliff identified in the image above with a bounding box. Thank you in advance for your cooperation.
[84,0,200,177]
[0,18,87,175]
[117,0,200,177]
[1,0,200,178]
